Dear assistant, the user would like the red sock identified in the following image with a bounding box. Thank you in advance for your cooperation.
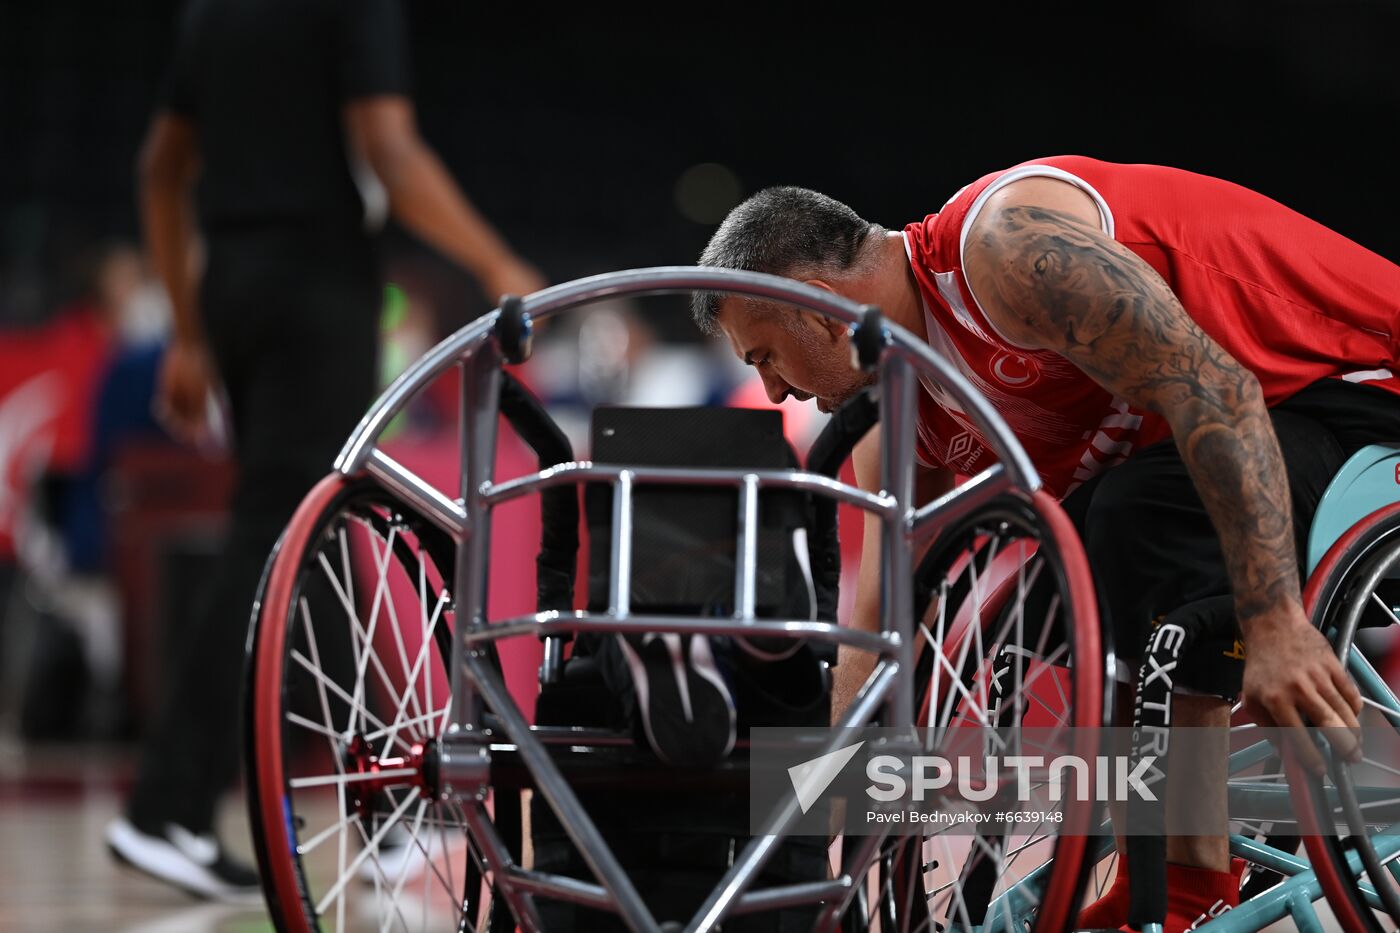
[1119,859,1245,933]
[1076,858,1129,929]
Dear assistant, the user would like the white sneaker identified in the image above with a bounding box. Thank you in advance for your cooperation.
[617,632,736,769]
[105,817,263,906]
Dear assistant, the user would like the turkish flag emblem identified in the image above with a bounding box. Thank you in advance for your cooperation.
[990,351,1040,388]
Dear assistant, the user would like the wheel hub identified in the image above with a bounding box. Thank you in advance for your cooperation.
[341,735,439,818]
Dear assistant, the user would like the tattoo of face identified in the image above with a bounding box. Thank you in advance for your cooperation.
[967,204,1301,626]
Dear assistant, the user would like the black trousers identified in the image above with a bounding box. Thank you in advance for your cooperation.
[1058,379,1400,697]
[128,227,380,833]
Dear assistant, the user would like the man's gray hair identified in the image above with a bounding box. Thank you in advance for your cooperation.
[692,186,883,335]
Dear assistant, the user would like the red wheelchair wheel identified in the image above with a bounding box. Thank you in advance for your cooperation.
[246,474,507,932]
[1293,501,1400,933]
[878,490,1105,933]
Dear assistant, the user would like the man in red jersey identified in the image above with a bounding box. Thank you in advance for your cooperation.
[693,158,1400,931]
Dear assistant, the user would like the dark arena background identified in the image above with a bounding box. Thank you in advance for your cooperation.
[1,2,1398,930]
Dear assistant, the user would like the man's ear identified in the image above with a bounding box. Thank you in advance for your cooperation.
[801,278,851,341]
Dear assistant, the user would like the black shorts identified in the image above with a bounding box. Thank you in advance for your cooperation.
[1059,378,1400,698]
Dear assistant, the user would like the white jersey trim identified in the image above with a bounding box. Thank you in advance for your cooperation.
[956,165,1117,349]
[1341,368,1395,384]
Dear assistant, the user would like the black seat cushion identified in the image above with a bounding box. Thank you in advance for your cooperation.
[534,654,624,730]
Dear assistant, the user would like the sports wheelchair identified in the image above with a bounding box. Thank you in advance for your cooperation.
[242,267,1400,932]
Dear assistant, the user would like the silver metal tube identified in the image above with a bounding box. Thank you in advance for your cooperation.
[684,661,899,933]
[910,463,1012,544]
[453,353,502,730]
[503,866,614,911]
[497,728,637,747]
[729,878,853,916]
[735,474,759,620]
[336,315,495,474]
[879,355,918,723]
[539,635,565,684]
[460,611,899,657]
[484,462,893,514]
[491,729,845,750]
[364,446,469,538]
[459,802,545,931]
[460,649,658,932]
[609,470,634,617]
[814,830,890,930]
[337,268,1040,499]
[521,267,869,328]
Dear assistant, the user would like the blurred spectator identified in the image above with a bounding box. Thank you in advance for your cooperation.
[104,0,544,903]
[0,243,144,738]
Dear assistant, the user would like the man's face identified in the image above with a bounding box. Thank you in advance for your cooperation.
[716,300,875,413]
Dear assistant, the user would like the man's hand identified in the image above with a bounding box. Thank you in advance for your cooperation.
[1241,606,1362,772]
[155,337,214,446]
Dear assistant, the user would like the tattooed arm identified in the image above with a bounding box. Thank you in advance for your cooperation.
[962,178,1360,767]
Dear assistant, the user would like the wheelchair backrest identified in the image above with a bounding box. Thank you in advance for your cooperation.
[1308,442,1400,574]
[584,406,824,629]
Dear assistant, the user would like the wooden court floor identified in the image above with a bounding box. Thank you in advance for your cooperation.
[0,741,269,932]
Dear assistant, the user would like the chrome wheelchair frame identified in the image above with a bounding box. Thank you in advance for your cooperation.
[247,266,1106,932]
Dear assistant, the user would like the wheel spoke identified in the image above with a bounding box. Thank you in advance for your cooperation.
[379,799,431,933]
[925,579,950,744]
[290,648,410,751]
[378,587,449,757]
[926,617,990,739]
[317,787,421,916]
[392,799,465,918]
[368,528,428,734]
[1361,695,1400,722]
[936,832,977,932]
[1094,851,1117,899]
[298,812,362,857]
[352,810,412,933]
[972,535,998,721]
[286,710,343,742]
[1369,591,1400,627]
[366,706,450,745]
[336,777,349,933]
[1011,541,1029,729]
[291,768,419,790]
[348,525,398,727]
[300,596,349,748]
[317,544,416,741]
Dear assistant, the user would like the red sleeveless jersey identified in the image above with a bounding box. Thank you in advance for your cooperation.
[905,155,1400,498]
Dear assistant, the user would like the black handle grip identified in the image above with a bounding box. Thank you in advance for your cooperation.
[499,372,578,621]
[802,388,881,631]
[850,305,888,372]
[496,295,533,365]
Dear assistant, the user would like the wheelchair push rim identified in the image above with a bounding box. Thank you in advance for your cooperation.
[1294,500,1400,933]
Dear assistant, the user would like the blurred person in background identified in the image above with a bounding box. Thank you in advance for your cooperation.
[0,242,153,732]
[104,0,544,902]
